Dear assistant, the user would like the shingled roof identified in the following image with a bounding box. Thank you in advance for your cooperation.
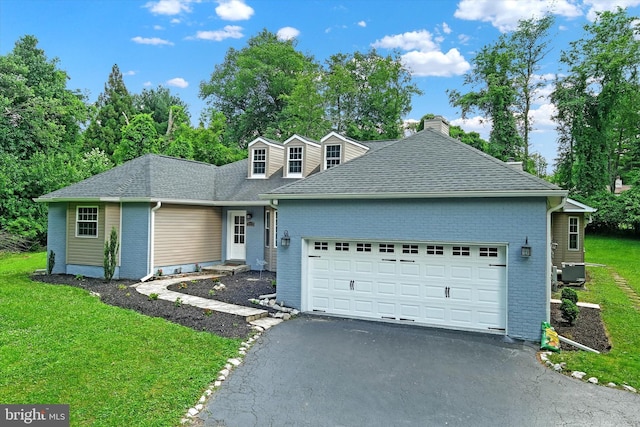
[265,128,565,199]
[36,154,219,202]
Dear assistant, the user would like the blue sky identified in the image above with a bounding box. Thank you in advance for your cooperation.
[2,0,640,169]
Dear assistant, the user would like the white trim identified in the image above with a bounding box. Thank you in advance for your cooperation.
[250,147,267,178]
[323,143,342,170]
[283,134,320,147]
[286,146,303,178]
[149,202,162,276]
[75,205,99,238]
[563,198,597,213]
[274,210,278,248]
[568,216,580,251]
[247,137,285,150]
[226,210,247,260]
[265,210,270,248]
[320,131,370,151]
[264,190,568,200]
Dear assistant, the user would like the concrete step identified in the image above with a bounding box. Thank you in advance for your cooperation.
[202,264,250,276]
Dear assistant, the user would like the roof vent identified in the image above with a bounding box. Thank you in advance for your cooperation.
[506,161,524,171]
[423,115,450,136]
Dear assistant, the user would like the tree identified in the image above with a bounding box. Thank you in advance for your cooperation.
[324,50,421,140]
[113,113,159,164]
[278,70,330,139]
[448,16,554,165]
[552,8,640,196]
[85,64,135,157]
[133,85,190,136]
[200,30,318,148]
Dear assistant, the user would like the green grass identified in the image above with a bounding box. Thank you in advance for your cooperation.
[0,252,242,426]
[549,236,640,389]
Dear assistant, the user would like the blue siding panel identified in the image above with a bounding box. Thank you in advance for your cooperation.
[276,198,549,341]
[47,203,67,274]
[119,203,150,279]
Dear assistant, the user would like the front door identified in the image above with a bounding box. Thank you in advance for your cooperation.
[227,210,246,260]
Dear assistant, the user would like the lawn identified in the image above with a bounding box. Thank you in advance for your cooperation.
[550,235,640,390]
[0,252,242,426]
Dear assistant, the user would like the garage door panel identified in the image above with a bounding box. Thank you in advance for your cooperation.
[306,240,506,334]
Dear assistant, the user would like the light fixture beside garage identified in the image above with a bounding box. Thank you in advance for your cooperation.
[281,230,291,247]
[521,237,532,258]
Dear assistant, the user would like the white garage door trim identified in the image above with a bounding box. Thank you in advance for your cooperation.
[302,239,508,334]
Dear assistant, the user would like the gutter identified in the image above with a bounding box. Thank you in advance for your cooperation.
[546,196,567,322]
[146,201,162,279]
[34,197,269,207]
[260,189,568,200]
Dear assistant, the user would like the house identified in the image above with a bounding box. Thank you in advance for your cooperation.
[37,117,574,341]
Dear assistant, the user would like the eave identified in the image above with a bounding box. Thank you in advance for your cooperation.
[33,197,270,207]
[261,189,568,201]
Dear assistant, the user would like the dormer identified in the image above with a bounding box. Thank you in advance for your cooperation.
[247,137,284,179]
[320,132,370,170]
[282,135,321,178]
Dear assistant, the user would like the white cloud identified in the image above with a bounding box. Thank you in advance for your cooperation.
[193,25,244,41]
[215,0,254,21]
[144,81,153,87]
[145,0,191,15]
[454,0,582,32]
[123,70,136,76]
[358,20,367,27]
[529,102,557,129]
[584,0,640,21]
[277,27,300,41]
[458,33,471,44]
[372,30,470,77]
[402,49,471,77]
[166,77,189,88]
[442,22,452,34]
[171,18,181,24]
[450,116,491,139]
[153,25,164,30]
[372,30,438,52]
[132,36,174,46]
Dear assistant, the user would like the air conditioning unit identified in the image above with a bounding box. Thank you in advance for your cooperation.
[561,262,586,283]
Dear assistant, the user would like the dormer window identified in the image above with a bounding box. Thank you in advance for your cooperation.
[288,146,303,177]
[325,144,341,169]
[252,148,266,177]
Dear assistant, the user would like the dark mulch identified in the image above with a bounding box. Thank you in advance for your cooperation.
[31,271,276,339]
[550,303,611,353]
[166,270,277,312]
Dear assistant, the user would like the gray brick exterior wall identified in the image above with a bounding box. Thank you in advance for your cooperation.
[47,203,67,274]
[119,203,150,279]
[276,197,549,341]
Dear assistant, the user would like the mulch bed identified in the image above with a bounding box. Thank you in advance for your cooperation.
[550,302,611,353]
[32,271,275,339]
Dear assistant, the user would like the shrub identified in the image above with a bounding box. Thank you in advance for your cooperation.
[560,298,580,325]
[148,293,159,301]
[561,287,578,304]
[47,250,55,275]
[103,227,119,282]
[174,297,182,308]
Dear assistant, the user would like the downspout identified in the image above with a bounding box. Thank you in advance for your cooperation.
[141,201,162,282]
[546,196,566,322]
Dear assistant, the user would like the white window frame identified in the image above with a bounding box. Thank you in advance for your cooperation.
[568,216,580,251]
[76,206,98,238]
[273,210,278,248]
[252,148,266,177]
[325,144,341,169]
[287,146,303,177]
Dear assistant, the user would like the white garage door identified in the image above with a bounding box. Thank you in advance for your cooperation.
[306,240,507,333]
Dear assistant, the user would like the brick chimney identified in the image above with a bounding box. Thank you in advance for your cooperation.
[423,115,450,136]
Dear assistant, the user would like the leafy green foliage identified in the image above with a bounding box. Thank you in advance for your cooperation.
[47,250,55,275]
[573,187,640,235]
[84,64,135,157]
[113,113,159,164]
[103,227,119,281]
[561,287,578,304]
[552,8,640,196]
[560,298,580,325]
[133,85,189,136]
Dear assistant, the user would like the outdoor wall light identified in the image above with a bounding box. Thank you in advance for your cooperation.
[246,212,253,220]
[281,230,291,247]
[521,237,532,258]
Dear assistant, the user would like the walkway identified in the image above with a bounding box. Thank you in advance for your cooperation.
[612,272,640,310]
[133,275,280,329]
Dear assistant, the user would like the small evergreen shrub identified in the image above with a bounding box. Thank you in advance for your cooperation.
[148,293,159,301]
[103,227,119,282]
[560,298,580,325]
[561,287,578,304]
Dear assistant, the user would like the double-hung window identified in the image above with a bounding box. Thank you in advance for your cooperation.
[76,206,98,238]
[325,145,341,169]
[568,217,579,250]
[252,149,266,177]
[265,210,271,247]
[288,146,303,177]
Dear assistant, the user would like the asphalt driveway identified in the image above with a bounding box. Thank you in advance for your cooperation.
[199,316,640,427]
